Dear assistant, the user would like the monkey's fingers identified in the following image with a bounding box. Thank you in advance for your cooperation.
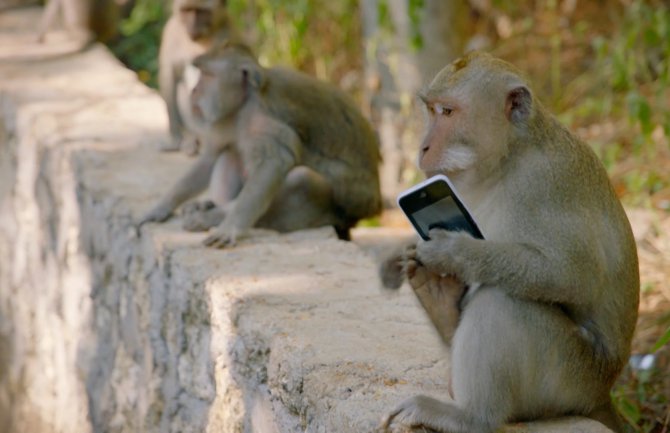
[136,215,157,229]
[415,232,463,277]
[407,261,430,289]
[202,231,237,249]
[402,244,417,261]
[404,258,419,279]
[138,204,175,227]
[379,255,406,290]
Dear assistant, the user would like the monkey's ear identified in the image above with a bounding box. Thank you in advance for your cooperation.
[242,66,265,90]
[505,86,532,124]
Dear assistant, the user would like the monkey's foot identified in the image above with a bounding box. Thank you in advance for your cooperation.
[181,136,200,156]
[159,138,182,152]
[138,202,174,227]
[202,226,240,249]
[181,201,224,232]
[407,261,464,308]
[380,395,457,433]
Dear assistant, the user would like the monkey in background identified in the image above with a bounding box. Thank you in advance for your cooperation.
[36,0,132,44]
[379,51,639,433]
[159,0,235,154]
[140,43,382,247]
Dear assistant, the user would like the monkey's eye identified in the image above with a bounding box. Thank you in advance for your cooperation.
[433,103,453,116]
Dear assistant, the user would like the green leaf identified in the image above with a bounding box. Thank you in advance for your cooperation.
[616,396,641,424]
[652,326,670,352]
[377,0,395,33]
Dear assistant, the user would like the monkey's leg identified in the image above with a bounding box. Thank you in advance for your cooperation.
[451,289,615,432]
[36,0,61,42]
[406,259,464,347]
[380,394,489,433]
[159,61,185,152]
[160,93,198,153]
[256,166,345,235]
[209,149,244,206]
[61,0,92,42]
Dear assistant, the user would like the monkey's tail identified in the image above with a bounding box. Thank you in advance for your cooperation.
[587,400,625,433]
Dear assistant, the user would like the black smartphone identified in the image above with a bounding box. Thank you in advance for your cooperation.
[397,174,484,241]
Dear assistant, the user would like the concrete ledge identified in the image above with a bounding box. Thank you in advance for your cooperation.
[0,7,612,433]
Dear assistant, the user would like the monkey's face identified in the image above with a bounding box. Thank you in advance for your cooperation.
[418,55,521,179]
[418,92,479,177]
[180,6,214,41]
[191,57,248,124]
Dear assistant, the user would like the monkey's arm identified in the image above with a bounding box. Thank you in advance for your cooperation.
[139,152,218,225]
[203,130,299,248]
[416,228,602,307]
[159,57,184,146]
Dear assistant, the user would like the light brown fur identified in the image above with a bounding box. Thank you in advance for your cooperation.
[158,0,234,154]
[379,51,639,433]
[140,43,382,247]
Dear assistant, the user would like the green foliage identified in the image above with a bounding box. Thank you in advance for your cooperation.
[613,368,668,433]
[613,311,670,432]
[593,1,670,143]
[227,0,361,85]
[375,0,424,51]
[407,0,424,51]
[566,0,670,204]
[652,326,670,353]
[108,0,166,88]
[377,0,395,34]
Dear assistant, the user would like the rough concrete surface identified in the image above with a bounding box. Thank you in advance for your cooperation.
[0,7,614,433]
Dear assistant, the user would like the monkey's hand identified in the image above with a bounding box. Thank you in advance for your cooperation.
[379,244,417,289]
[380,394,455,433]
[415,229,476,283]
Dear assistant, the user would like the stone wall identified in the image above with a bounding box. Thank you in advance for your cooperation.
[0,7,613,433]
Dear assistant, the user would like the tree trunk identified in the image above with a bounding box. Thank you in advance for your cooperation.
[361,0,467,204]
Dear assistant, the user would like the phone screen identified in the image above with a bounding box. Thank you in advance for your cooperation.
[398,175,484,240]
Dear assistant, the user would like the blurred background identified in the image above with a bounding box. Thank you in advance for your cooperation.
[107,0,670,211]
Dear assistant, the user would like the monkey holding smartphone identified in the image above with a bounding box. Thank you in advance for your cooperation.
[140,43,382,247]
[379,51,639,433]
[159,0,235,154]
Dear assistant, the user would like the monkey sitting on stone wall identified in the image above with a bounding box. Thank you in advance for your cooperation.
[379,51,639,433]
[140,43,382,247]
[158,0,236,154]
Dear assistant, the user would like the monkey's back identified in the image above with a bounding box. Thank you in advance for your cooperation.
[263,67,382,219]
[510,112,639,367]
